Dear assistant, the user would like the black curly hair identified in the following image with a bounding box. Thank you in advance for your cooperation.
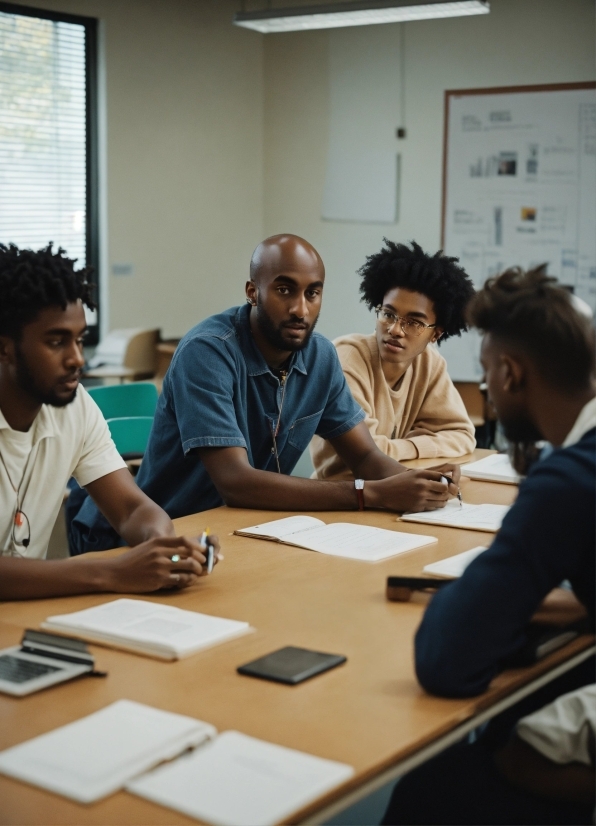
[358,239,475,343]
[0,243,95,339]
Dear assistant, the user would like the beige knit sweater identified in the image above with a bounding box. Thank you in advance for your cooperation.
[310,333,476,480]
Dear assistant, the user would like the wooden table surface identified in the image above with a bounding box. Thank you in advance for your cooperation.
[0,450,593,825]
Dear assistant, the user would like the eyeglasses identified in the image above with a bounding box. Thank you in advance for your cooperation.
[375,307,437,337]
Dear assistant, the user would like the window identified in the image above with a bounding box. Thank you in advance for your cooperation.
[0,2,99,342]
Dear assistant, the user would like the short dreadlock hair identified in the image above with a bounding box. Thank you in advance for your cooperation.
[358,239,475,343]
[0,243,95,339]
[467,265,595,393]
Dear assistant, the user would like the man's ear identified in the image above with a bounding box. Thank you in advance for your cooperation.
[431,327,444,344]
[245,280,257,307]
[0,335,15,365]
[501,352,526,393]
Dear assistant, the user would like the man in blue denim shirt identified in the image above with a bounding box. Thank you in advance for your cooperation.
[136,235,461,519]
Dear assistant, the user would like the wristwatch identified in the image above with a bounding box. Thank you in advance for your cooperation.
[354,479,365,511]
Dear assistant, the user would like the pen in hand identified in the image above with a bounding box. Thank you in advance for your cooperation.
[440,475,463,508]
[200,528,215,574]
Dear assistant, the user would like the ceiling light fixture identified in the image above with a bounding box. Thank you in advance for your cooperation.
[233,0,489,34]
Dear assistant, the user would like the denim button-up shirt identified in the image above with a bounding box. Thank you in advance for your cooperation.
[137,304,364,517]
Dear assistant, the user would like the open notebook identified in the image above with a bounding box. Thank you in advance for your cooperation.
[235,516,437,562]
[461,453,521,484]
[400,500,510,533]
[42,599,252,660]
[0,700,354,823]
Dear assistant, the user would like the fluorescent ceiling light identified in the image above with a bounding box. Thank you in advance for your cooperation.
[234,1,489,33]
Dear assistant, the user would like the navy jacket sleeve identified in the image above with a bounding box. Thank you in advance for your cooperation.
[415,442,595,698]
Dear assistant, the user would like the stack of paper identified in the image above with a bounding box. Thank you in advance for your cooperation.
[235,516,437,562]
[0,700,215,803]
[423,546,488,578]
[461,453,520,484]
[42,598,252,660]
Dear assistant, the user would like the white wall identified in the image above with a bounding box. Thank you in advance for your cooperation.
[24,0,264,338]
[263,0,596,340]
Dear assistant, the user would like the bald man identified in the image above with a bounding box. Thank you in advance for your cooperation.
[132,234,461,520]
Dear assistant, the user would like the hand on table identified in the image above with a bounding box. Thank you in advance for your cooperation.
[368,465,460,512]
[106,534,222,593]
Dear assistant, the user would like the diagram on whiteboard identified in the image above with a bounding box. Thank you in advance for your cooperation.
[441,84,596,381]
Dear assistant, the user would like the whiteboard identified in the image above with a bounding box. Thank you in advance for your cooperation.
[441,83,596,381]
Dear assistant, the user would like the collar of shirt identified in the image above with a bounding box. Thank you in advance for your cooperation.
[562,395,596,448]
[234,304,309,379]
[0,403,57,445]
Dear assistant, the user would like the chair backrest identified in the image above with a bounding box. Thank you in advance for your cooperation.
[123,329,160,373]
[107,417,154,457]
[88,383,159,420]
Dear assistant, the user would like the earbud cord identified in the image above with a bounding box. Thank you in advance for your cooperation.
[0,443,34,551]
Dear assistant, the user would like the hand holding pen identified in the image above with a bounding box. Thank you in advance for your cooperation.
[440,475,463,507]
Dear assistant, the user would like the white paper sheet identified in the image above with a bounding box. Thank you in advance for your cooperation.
[0,700,215,803]
[461,453,520,484]
[423,546,488,578]
[128,730,354,826]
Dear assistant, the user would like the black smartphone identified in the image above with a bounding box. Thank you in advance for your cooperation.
[386,575,452,602]
[237,646,346,685]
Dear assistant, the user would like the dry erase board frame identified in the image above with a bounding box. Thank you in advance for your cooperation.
[439,82,596,381]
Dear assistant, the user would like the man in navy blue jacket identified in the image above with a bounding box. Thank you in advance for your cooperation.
[383,266,595,825]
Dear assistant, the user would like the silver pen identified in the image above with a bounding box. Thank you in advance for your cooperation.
[440,475,463,508]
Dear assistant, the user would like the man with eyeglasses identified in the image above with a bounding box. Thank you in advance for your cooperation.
[110,233,463,528]
[311,240,476,481]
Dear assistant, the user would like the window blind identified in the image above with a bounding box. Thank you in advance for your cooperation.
[0,5,98,331]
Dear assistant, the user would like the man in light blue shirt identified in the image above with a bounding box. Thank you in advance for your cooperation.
[136,234,461,518]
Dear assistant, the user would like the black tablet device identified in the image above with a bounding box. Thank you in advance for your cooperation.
[237,646,346,685]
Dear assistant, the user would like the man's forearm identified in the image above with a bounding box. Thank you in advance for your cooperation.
[0,556,113,601]
[117,501,175,546]
[221,467,360,511]
[350,449,407,480]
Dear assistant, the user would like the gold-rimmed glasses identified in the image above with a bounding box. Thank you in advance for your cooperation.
[375,307,437,337]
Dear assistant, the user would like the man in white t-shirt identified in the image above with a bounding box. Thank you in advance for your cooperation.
[0,242,219,600]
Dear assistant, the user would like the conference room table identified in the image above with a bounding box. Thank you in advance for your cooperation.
[0,449,593,825]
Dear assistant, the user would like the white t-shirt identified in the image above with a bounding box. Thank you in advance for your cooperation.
[516,684,596,766]
[0,386,126,559]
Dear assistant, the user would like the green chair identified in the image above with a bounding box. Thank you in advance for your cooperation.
[87,382,158,420]
[107,416,154,459]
